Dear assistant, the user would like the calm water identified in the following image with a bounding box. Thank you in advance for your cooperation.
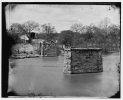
[8,52,120,97]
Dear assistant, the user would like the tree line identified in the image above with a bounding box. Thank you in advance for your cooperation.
[7,17,120,53]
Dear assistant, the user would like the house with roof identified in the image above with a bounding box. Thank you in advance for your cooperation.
[19,34,29,43]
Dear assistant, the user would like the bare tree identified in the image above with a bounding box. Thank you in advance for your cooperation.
[99,17,111,34]
[41,23,56,33]
[70,23,85,34]
[41,23,56,41]
[22,20,39,42]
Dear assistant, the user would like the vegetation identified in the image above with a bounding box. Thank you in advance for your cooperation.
[58,30,74,48]
[41,23,56,42]
[9,21,39,43]
[8,17,120,54]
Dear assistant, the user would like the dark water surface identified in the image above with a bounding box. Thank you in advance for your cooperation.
[8,52,120,97]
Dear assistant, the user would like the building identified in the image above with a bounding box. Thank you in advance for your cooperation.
[19,35,29,43]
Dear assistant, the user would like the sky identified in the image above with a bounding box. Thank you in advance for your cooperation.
[6,4,120,33]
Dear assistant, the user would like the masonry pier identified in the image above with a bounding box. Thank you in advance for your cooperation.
[63,48,103,74]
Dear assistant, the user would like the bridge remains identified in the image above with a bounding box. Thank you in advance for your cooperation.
[63,48,103,74]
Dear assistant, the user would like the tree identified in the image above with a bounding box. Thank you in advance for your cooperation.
[9,23,25,35]
[99,17,111,34]
[72,37,85,48]
[107,24,120,46]
[9,23,26,43]
[22,20,39,43]
[41,23,56,42]
[71,23,85,34]
[58,30,74,48]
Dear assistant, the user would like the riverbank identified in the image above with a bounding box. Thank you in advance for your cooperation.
[11,54,40,59]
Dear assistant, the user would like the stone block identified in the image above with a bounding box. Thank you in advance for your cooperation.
[63,48,103,74]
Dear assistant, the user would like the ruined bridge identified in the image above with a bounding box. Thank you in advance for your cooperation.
[36,40,103,74]
[63,48,103,74]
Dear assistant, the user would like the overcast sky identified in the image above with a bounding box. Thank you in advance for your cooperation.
[6,4,120,33]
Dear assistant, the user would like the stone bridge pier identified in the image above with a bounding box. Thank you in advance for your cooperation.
[63,48,103,74]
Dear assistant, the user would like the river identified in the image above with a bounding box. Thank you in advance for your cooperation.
[8,52,120,97]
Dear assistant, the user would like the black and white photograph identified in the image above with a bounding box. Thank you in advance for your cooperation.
[2,2,121,98]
